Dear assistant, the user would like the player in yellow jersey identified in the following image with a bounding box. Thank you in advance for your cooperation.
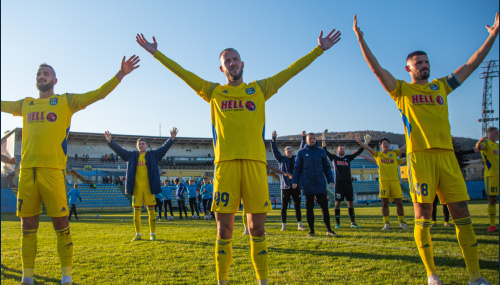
[355,136,409,230]
[104,128,178,242]
[353,13,499,285]
[136,28,341,285]
[1,56,139,285]
[476,127,499,232]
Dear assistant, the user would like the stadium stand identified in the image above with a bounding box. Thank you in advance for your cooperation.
[69,184,131,209]
[1,188,17,213]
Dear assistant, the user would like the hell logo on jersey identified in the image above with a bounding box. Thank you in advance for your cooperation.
[245,87,255,95]
[50,98,58,105]
[28,111,45,122]
[46,112,58,122]
[380,158,394,164]
[412,94,444,106]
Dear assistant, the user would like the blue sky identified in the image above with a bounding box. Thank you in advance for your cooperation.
[2,1,499,140]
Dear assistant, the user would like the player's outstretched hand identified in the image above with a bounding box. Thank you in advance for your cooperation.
[170,127,179,140]
[302,131,306,137]
[292,184,298,189]
[486,12,499,36]
[353,14,364,40]
[318,28,341,51]
[116,55,140,81]
[272,130,277,140]
[286,173,292,179]
[104,131,112,142]
[354,134,361,143]
[322,129,328,140]
[136,34,158,55]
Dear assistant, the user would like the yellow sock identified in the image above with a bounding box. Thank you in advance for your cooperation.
[55,226,73,277]
[414,219,436,277]
[147,207,156,234]
[383,216,389,224]
[21,229,37,278]
[398,216,405,224]
[454,217,481,282]
[487,204,496,227]
[134,208,141,234]
[250,235,268,281]
[215,237,232,281]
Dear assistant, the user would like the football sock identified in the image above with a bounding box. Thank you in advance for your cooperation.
[454,217,481,282]
[348,207,355,223]
[487,204,496,227]
[242,211,248,228]
[147,207,156,234]
[334,208,340,224]
[55,226,73,281]
[383,216,389,224]
[134,208,141,234]
[21,229,37,284]
[443,204,450,223]
[398,215,405,224]
[215,237,232,281]
[250,235,268,281]
[414,219,437,277]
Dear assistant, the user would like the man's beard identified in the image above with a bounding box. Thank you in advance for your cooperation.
[37,81,54,92]
[416,69,430,80]
[225,68,243,81]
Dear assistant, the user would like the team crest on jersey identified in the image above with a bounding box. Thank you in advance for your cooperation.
[429,84,439,91]
[222,90,228,94]
[49,98,58,105]
[436,95,444,105]
[46,112,58,122]
[389,154,393,157]
[245,100,256,111]
[245,87,255,95]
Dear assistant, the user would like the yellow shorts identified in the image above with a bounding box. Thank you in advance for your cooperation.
[17,168,69,218]
[379,180,403,199]
[485,176,499,196]
[211,160,272,214]
[408,149,469,204]
[132,186,156,207]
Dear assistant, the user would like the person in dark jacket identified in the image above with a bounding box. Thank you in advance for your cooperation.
[104,127,178,241]
[271,130,306,231]
[292,133,336,237]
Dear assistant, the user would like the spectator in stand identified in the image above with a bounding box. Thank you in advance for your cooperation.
[74,153,78,161]
[105,154,109,162]
[101,155,105,162]
[103,176,108,184]
[115,177,120,186]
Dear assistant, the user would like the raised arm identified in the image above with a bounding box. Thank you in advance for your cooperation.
[354,134,376,156]
[400,144,407,154]
[1,154,17,165]
[453,12,499,84]
[105,131,132,161]
[300,131,306,150]
[270,130,284,161]
[153,127,178,160]
[476,137,488,150]
[266,164,292,179]
[136,34,217,101]
[1,99,24,116]
[359,154,377,164]
[178,176,189,187]
[353,15,397,93]
[321,129,328,148]
[257,28,341,100]
[67,55,140,113]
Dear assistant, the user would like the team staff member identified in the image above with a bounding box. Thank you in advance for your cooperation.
[154,192,165,220]
[271,130,306,231]
[67,184,82,221]
[178,176,204,218]
[201,177,214,218]
[105,128,178,241]
[174,177,189,219]
[477,127,499,232]
[1,56,139,285]
[137,27,341,285]
[161,180,175,219]
[353,13,498,285]
[355,136,409,230]
[321,129,364,228]
[292,133,336,237]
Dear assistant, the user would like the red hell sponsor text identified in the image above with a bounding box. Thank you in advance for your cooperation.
[221,100,244,110]
[337,161,349,166]
[380,158,394,164]
[411,94,444,105]
[27,111,45,122]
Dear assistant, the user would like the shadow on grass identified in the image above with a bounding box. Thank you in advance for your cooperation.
[0,264,79,285]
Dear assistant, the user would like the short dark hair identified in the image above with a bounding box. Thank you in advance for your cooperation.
[219,48,240,61]
[487,126,498,133]
[137,138,147,144]
[174,178,180,183]
[73,183,78,188]
[379,137,391,145]
[38,63,56,77]
[406,51,427,63]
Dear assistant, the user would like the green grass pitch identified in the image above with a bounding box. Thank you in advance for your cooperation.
[1,202,498,284]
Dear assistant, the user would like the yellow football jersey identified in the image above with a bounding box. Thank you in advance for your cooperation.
[134,153,150,187]
[374,149,404,181]
[1,76,119,169]
[154,46,324,164]
[480,139,499,177]
[389,75,457,154]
